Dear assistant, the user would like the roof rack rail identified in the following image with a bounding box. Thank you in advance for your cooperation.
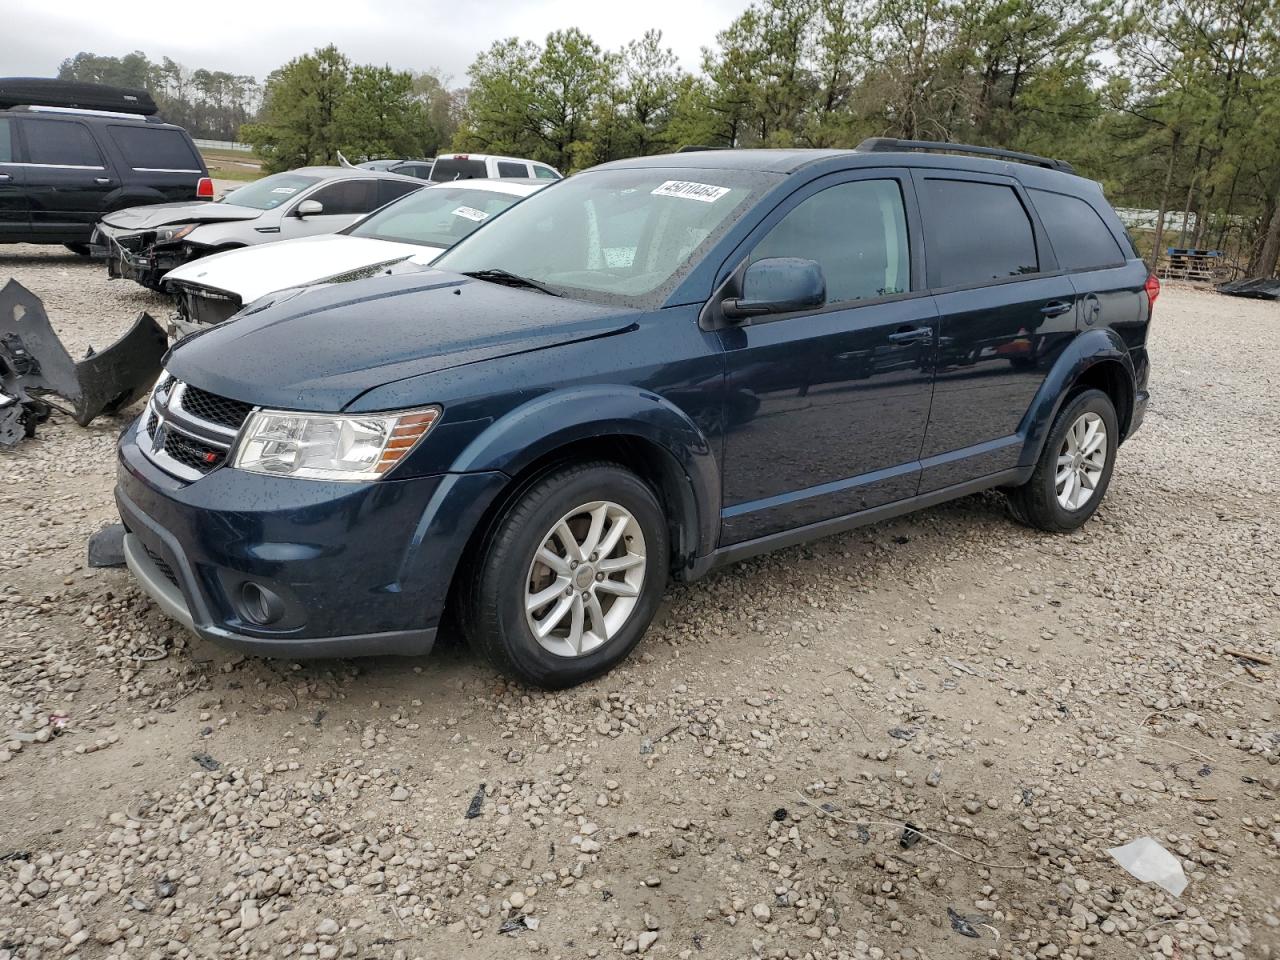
[6,104,164,122]
[854,137,1074,174]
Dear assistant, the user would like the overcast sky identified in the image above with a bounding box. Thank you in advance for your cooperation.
[7,0,747,84]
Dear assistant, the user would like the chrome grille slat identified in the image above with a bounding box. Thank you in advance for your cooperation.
[140,375,255,481]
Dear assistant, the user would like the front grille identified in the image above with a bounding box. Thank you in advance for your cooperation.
[143,543,178,586]
[162,431,224,473]
[179,385,253,430]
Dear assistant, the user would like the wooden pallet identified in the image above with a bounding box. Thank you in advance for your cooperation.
[1159,248,1223,283]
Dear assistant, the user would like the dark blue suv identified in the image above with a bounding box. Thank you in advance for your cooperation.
[115,140,1154,688]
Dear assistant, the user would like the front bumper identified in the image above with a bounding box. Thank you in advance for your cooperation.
[94,225,193,289]
[115,418,508,658]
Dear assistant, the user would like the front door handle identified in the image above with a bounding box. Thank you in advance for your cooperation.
[1040,299,1073,317]
[94,177,112,185]
[0,173,10,182]
[887,325,933,344]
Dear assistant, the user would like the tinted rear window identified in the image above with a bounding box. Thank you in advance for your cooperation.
[0,119,11,163]
[921,179,1038,287]
[107,126,201,171]
[23,119,103,167]
[1029,188,1126,271]
[497,161,528,177]
[430,158,488,181]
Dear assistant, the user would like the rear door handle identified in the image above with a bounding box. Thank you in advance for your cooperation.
[1040,300,1073,317]
[887,325,933,344]
[94,177,112,185]
[0,173,10,182]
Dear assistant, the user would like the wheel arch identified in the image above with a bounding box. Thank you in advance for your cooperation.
[1017,328,1137,469]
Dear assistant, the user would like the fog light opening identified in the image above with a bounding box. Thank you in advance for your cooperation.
[239,581,285,626]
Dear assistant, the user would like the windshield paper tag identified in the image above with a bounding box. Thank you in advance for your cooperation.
[651,180,730,203]
[271,187,299,195]
[451,205,489,222]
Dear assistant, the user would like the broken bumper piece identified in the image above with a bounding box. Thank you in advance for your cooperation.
[0,279,167,445]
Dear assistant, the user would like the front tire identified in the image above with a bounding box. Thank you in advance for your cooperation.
[462,462,668,689]
[1007,388,1118,532]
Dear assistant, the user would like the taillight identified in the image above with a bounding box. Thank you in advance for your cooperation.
[196,177,214,199]
[1144,274,1160,311]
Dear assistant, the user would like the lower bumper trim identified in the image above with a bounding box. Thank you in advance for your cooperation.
[122,533,437,659]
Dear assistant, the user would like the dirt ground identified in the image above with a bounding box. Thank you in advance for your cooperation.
[0,245,1277,960]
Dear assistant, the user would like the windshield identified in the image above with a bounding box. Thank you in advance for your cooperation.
[220,173,320,210]
[347,185,527,247]
[433,167,777,307]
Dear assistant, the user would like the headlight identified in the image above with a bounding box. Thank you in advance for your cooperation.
[156,224,197,244]
[232,407,440,481]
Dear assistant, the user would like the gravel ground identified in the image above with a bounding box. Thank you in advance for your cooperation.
[0,244,1277,960]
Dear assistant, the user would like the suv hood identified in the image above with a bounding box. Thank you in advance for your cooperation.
[164,234,444,303]
[100,201,261,231]
[166,270,638,411]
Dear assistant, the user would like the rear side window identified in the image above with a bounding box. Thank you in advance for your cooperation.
[377,178,422,206]
[533,165,560,180]
[497,160,528,177]
[107,126,201,172]
[309,179,378,215]
[1029,188,1126,271]
[921,179,1038,287]
[430,158,488,181]
[0,119,12,163]
[751,179,910,304]
[23,120,103,167]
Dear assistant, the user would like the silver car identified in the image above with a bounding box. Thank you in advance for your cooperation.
[93,167,425,290]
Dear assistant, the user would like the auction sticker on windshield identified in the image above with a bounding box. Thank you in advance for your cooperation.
[651,180,731,203]
[452,206,489,222]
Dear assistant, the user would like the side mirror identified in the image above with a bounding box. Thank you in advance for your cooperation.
[295,199,324,218]
[723,257,825,320]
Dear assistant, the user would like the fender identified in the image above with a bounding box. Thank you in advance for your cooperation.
[450,384,721,564]
[1017,327,1136,470]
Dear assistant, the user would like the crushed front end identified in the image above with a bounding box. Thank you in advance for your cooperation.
[94,222,203,291]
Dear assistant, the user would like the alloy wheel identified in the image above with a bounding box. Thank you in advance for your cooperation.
[1055,411,1107,511]
[524,500,647,657]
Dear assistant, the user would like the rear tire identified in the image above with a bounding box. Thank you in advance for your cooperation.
[461,461,668,689]
[1007,388,1118,532]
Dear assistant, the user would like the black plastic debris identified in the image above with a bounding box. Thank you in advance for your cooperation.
[893,535,910,544]
[87,523,127,568]
[856,824,870,844]
[888,727,916,741]
[1217,277,1280,300]
[899,822,923,849]
[499,914,539,934]
[1198,764,1212,777]
[155,879,177,898]
[1021,787,1034,807]
[772,807,788,822]
[191,753,220,771]
[465,783,486,819]
[947,906,980,938]
[0,851,31,863]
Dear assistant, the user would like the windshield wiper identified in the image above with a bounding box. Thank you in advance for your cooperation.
[462,269,561,297]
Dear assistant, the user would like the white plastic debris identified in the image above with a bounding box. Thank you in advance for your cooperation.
[1107,837,1189,896]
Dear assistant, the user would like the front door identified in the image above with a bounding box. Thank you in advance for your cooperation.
[914,172,1077,492]
[280,179,380,240]
[717,171,937,544]
[0,118,28,239]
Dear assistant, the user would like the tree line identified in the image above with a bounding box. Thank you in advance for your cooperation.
[52,0,1280,276]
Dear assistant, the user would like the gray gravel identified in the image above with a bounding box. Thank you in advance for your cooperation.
[0,245,1277,960]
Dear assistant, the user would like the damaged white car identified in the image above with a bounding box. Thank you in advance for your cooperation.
[93,167,425,291]
[162,178,547,337]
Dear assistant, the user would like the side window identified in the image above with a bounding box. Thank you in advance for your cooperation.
[106,126,201,171]
[920,179,1038,287]
[1028,188,1126,271]
[533,165,560,180]
[377,179,422,206]
[307,179,377,215]
[23,120,104,167]
[0,119,12,163]
[497,161,527,178]
[750,179,910,305]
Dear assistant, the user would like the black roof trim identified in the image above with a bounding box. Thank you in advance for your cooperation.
[855,138,1075,174]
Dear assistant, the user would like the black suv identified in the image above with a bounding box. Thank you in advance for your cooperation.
[0,79,211,254]
[116,139,1154,688]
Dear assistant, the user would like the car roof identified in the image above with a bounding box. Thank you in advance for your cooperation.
[424,177,545,196]
[593,147,1092,189]
[288,166,424,183]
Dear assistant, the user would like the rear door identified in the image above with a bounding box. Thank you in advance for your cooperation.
[717,170,937,543]
[0,117,28,238]
[915,171,1076,492]
[19,117,118,239]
